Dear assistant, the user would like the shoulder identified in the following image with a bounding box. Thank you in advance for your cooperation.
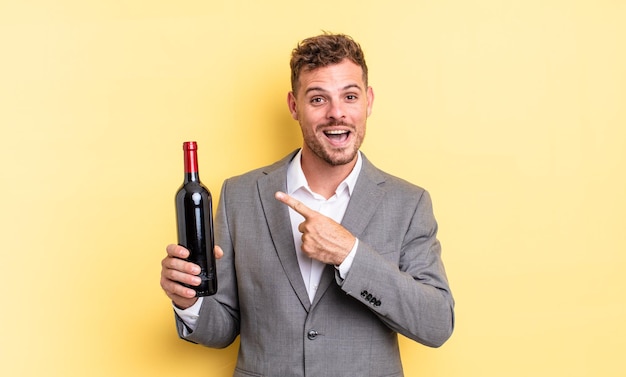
[360,153,427,197]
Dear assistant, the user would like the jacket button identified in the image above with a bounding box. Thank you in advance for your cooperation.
[361,290,368,297]
[307,330,319,340]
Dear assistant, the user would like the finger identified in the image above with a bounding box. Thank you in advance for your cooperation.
[214,245,224,259]
[162,255,201,275]
[166,244,189,259]
[161,275,197,299]
[168,269,202,287]
[275,191,316,219]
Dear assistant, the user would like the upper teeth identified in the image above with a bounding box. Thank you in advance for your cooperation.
[326,130,348,134]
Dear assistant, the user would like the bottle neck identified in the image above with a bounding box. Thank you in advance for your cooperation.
[183,142,200,183]
[184,171,200,183]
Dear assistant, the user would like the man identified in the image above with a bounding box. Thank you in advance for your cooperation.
[160,33,454,376]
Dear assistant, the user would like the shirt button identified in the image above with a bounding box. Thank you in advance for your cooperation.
[307,330,319,340]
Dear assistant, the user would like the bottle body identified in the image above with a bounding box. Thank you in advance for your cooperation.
[175,142,217,296]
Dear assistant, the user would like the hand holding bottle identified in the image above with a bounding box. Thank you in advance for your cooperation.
[160,244,224,309]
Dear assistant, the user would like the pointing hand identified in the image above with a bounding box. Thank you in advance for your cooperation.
[275,191,355,266]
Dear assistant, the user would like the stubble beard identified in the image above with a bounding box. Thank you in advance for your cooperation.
[306,121,364,167]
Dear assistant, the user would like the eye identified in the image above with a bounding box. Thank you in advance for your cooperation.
[346,94,358,102]
[310,96,325,105]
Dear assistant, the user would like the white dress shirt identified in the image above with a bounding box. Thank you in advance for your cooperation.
[286,150,361,302]
[174,151,362,329]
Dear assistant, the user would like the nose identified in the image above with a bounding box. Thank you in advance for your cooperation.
[326,100,346,121]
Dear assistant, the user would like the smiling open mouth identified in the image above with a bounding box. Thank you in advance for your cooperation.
[324,129,350,143]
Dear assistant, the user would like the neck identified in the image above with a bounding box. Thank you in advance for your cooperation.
[300,148,357,199]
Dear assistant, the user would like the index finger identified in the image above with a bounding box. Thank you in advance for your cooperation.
[275,191,316,219]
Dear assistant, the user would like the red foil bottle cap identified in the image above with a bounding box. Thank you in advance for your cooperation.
[183,141,198,151]
[183,141,199,173]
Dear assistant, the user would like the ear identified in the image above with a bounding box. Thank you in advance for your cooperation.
[287,92,298,120]
[366,86,375,117]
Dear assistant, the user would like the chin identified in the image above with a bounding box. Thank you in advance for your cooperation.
[324,150,358,166]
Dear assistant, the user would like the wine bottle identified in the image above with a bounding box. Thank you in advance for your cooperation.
[175,141,217,296]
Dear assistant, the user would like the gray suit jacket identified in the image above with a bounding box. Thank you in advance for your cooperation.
[176,150,454,377]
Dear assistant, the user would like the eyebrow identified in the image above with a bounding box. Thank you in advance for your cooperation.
[304,83,363,95]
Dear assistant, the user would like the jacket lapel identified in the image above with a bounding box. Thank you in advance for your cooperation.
[311,154,386,307]
[257,151,312,311]
[339,154,387,237]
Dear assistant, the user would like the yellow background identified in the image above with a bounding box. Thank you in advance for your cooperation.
[1,1,625,376]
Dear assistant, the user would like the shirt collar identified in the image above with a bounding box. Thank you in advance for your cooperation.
[287,149,362,197]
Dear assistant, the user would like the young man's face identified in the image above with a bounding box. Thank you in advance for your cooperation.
[288,59,374,167]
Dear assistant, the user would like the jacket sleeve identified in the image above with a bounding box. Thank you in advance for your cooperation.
[337,189,455,348]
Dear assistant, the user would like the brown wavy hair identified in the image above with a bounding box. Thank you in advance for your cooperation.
[290,33,368,94]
